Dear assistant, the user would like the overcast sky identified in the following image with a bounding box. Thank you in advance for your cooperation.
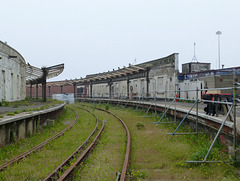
[1,0,240,81]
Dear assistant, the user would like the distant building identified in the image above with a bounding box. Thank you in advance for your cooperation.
[31,53,179,99]
[182,62,211,74]
[26,80,75,98]
[0,41,26,102]
[26,53,240,101]
[77,53,179,99]
[178,66,240,99]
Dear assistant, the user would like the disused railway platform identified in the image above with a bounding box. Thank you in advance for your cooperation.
[0,103,65,146]
[77,98,240,140]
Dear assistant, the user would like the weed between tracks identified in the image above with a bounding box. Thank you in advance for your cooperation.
[0,105,97,180]
[1,102,240,180]
[0,108,75,165]
[73,103,126,180]
[79,103,240,181]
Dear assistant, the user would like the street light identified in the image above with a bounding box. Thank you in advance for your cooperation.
[216,31,222,69]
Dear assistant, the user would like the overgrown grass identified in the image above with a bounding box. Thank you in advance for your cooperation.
[76,102,240,180]
[6,112,15,116]
[0,98,64,118]
[110,105,240,180]
[1,102,239,180]
[73,103,126,180]
[0,105,97,180]
[0,107,75,165]
[1,98,63,108]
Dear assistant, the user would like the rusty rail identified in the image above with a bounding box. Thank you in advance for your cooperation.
[0,108,79,171]
[81,104,131,181]
[52,105,130,180]
[95,107,131,181]
[44,107,104,180]
[57,120,105,181]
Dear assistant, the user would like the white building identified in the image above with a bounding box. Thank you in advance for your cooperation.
[0,41,26,102]
[77,53,179,99]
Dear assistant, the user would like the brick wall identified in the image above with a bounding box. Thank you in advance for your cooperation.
[26,84,75,98]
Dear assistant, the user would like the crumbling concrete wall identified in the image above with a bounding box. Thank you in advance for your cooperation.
[148,58,178,98]
[0,104,64,146]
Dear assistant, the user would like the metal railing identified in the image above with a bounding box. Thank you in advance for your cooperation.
[76,83,239,163]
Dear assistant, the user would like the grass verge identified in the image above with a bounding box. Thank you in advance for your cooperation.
[110,105,240,180]
[0,105,96,180]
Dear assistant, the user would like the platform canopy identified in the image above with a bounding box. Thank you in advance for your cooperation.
[77,64,147,83]
[26,63,64,84]
[26,63,64,102]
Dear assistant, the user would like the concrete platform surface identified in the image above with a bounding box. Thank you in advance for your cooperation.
[0,100,61,115]
[138,99,240,135]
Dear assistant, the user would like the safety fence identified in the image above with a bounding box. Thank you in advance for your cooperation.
[76,83,240,163]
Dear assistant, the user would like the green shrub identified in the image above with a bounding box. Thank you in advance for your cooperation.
[191,146,208,161]
[7,112,15,116]
[24,97,31,101]
[136,122,145,130]
[2,101,10,107]
[105,104,109,110]
[14,110,20,114]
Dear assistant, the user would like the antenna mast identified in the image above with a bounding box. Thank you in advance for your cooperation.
[191,42,198,62]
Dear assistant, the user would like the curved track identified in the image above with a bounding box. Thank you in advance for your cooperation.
[82,105,131,181]
[0,108,79,171]
[44,107,105,181]
[0,105,130,180]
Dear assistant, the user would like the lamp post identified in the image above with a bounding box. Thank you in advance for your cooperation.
[216,31,222,69]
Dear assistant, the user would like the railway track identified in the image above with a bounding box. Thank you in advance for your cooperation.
[45,105,130,180]
[0,105,130,180]
[44,107,105,180]
[0,108,79,171]
[81,105,131,181]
